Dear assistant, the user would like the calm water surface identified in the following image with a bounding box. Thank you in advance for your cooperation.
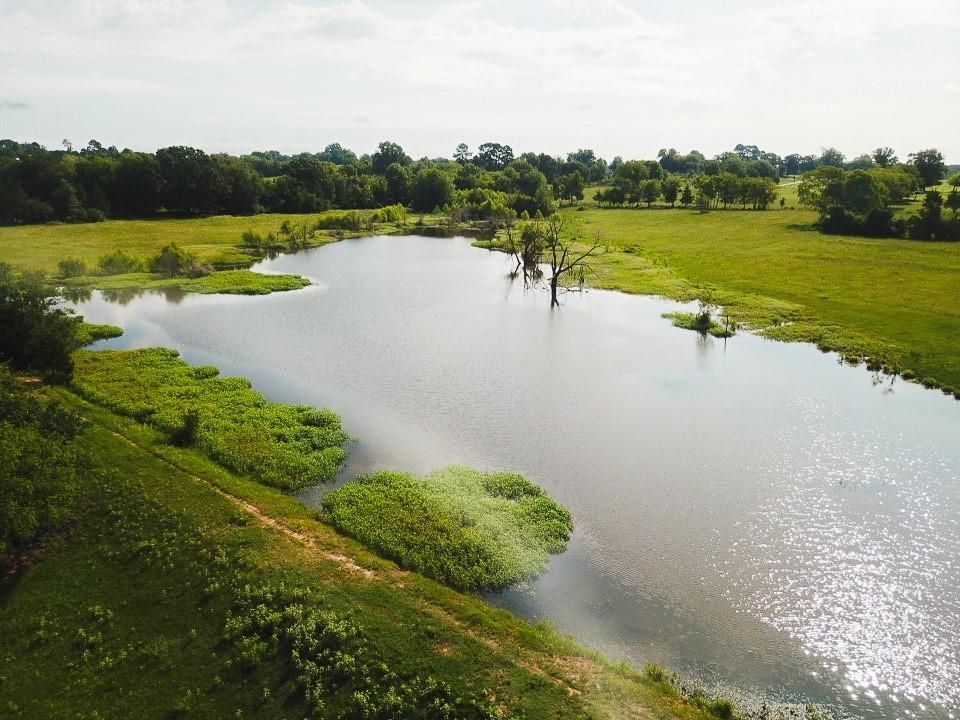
[72,235,960,719]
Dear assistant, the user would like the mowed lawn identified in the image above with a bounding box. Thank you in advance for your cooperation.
[575,203,960,393]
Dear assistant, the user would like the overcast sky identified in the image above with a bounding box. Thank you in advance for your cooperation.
[2,0,958,161]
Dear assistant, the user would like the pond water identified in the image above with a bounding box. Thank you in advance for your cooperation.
[71,234,960,719]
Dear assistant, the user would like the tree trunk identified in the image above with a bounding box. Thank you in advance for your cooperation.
[550,276,559,306]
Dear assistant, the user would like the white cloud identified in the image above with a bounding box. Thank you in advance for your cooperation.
[1,0,958,160]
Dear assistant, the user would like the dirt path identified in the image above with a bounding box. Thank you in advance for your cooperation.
[94,419,375,579]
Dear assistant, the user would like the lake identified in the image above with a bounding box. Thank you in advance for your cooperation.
[71,234,960,719]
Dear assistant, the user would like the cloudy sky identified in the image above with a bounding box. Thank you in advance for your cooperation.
[1,0,958,161]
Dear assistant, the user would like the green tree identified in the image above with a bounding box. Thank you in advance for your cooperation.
[210,153,262,215]
[819,147,846,167]
[908,148,946,188]
[0,264,80,381]
[557,171,585,205]
[112,151,160,216]
[798,166,847,216]
[371,141,411,175]
[384,163,411,205]
[846,154,875,170]
[0,367,85,560]
[640,179,661,207]
[475,142,514,171]
[453,143,472,164]
[410,168,453,212]
[945,188,960,217]
[156,145,221,214]
[872,147,898,167]
[661,177,680,206]
[317,143,358,165]
[842,170,886,215]
[680,184,694,207]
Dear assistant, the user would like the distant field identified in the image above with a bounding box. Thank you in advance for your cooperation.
[0,213,321,273]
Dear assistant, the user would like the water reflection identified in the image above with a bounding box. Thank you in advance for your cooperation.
[69,235,960,719]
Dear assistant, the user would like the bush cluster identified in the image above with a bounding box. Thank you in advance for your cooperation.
[0,366,86,559]
[0,263,81,380]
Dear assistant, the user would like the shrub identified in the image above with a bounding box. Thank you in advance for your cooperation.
[0,264,79,380]
[0,366,85,560]
[149,242,205,278]
[643,662,667,683]
[98,249,141,275]
[240,229,279,251]
[58,258,86,278]
[225,583,507,719]
[707,698,734,719]
[323,466,573,592]
[314,210,363,231]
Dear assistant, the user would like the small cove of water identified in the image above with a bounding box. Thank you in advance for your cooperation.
[71,235,960,719]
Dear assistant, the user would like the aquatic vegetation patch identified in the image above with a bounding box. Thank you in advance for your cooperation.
[323,466,573,592]
[65,269,310,295]
[71,348,346,490]
[177,270,311,294]
[76,322,123,346]
[662,312,735,338]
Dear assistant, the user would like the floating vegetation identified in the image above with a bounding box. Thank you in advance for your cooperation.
[663,298,735,338]
[76,322,123,346]
[65,269,310,296]
[323,466,573,592]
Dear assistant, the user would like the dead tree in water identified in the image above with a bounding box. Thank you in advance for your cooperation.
[541,213,603,307]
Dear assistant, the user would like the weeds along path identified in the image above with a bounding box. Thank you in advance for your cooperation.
[82,409,377,580]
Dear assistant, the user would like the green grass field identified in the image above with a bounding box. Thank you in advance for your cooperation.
[0,383,717,720]
[0,214,322,273]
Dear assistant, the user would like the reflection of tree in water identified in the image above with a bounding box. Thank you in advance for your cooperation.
[871,371,897,395]
[61,286,92,303]
[99,286,187,306]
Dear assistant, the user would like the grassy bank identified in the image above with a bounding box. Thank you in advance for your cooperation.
[575,204,960,397]
[0,380,719,719]
[0,213,324,273]
[65,268,313,295]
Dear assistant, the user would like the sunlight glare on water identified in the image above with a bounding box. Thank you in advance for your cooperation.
[720,396,960,717]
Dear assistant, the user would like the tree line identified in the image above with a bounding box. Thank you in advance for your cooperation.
[1,137,952,230]
[798,150,960,240]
